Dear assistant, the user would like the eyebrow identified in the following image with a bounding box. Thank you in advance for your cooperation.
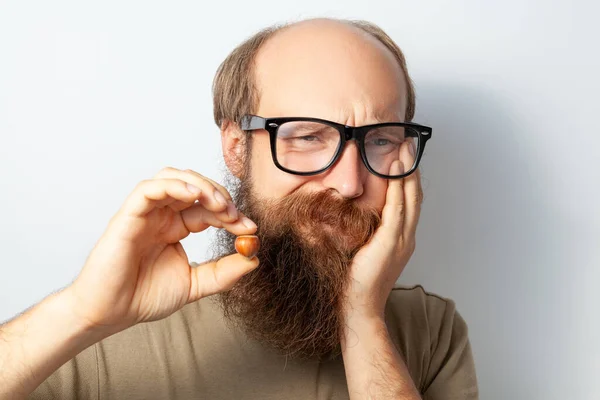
[290,124,335,135]
[370,111,403,124]
[282,111,403,128]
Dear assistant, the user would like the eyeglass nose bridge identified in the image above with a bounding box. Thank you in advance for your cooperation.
[333,126,369,170]
[342,125,364,142]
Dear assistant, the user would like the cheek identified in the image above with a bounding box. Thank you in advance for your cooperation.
[361,177,389,213]
[250,135,308,198]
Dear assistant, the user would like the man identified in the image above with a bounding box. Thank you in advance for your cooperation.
[0,18,478,399]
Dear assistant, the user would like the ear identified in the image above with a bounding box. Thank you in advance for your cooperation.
[221,119,246,179]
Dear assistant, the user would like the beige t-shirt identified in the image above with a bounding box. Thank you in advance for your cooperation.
[29,285,478,399]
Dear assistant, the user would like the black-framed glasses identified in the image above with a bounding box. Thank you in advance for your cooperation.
[241,115,432,179]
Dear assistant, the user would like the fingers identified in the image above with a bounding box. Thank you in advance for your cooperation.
[378,139,423,245]
[152,168,257,235]
[379,158,405,240]
[401,140,423,240]
[182,169,233,205]
[121,167,247,229]
[122,178,210,218]
[187,253,260,303]
[180,202,257,235]
[153,167,233,217]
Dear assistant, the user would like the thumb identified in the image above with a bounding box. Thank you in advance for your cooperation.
[187,253,260,303]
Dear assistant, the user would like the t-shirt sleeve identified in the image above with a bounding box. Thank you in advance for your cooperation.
[422,299,479,400]
[28,343,99,400]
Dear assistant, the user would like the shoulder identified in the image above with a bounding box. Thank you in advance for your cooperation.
[384,285,474,394]
[386,284,465,332]
[386,284,470,355]
[385,285,478,397]
[385,283,462,342]
[388,284,456,312]
[386,284,464,330]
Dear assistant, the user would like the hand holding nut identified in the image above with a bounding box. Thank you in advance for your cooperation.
[235,235,260,259]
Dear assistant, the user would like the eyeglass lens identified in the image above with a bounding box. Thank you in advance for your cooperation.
[274,121,418,176]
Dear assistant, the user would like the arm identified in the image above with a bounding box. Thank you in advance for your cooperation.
[341,313,421,400]
[0,289,106,400]
[0,167,259,399]
[341,141,423,399]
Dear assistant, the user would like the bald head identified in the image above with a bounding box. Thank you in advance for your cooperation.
[254,18,408,126]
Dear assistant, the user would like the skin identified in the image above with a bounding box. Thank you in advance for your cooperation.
[0,18,422,400]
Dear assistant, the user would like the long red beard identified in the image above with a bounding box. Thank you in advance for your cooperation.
[212,180,381,360]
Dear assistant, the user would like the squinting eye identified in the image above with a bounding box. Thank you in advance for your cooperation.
[372,138,390,146]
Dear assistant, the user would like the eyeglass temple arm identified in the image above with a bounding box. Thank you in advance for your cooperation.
[240,115,266,131]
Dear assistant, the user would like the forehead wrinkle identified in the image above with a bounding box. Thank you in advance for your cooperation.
[334,101,404,127]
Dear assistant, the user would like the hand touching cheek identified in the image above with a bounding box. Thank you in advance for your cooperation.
[343,139,423,320]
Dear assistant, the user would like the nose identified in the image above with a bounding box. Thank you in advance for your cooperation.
[321,141,365,199]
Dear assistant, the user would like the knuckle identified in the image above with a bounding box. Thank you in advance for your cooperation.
[398,237,415,253]
[408,240,416,252]
[184,169,206,181]
[135,179,152,190]
[155,166,178,177]
[221,189,233,200]
[183,170,208,186]
[393,203,405,217]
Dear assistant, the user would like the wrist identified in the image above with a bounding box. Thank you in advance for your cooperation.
[59,287,120,340]
[340,313,390,356]
[341,309,387,330]
[341,292,386,321]
[341,278,395,321]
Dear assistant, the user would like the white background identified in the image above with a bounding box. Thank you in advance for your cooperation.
[1,1,598,399]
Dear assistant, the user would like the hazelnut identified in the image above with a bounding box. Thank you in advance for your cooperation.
[235,235,260,259]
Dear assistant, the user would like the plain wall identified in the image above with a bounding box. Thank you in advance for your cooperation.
[1,1,598,399]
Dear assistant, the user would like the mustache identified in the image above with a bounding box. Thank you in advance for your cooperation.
[244,189,381,254]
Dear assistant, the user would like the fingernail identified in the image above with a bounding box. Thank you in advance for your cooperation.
[227,202,238,219]
[187,183,201,194]
[213,190,228,206]
[242,217,257,230]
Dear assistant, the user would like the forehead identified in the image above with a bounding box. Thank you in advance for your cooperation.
[254,21,408,124]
